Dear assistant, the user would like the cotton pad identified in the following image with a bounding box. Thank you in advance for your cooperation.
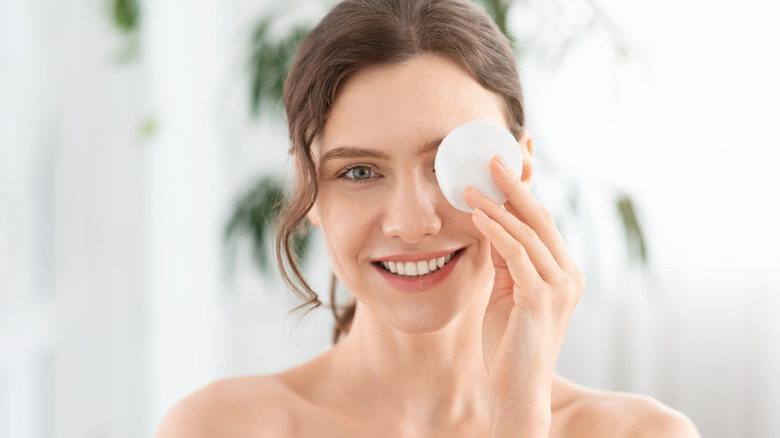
[434,120,523,213]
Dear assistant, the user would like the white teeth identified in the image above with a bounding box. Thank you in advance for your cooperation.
[380,251,458,278]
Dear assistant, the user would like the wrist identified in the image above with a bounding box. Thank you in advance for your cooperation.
[490,397,551,438]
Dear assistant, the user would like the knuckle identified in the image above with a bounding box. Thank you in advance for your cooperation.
[547,270,568,287]
[515,222,536,242]
[554,270,584,299]
[568,267,585,295]
[537,206,554,225]
[508,242,528,259]
[574,268,585,291]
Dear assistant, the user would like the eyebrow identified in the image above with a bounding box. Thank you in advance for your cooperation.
[320,138,443,165]
[419,137,444,156]
[320,146,389,163]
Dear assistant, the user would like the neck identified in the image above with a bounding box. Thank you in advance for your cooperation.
[332,289,493,426]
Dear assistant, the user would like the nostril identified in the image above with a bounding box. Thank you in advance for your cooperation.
[381,180,444,241]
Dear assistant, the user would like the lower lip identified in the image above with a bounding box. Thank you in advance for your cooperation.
[373,250,463,293]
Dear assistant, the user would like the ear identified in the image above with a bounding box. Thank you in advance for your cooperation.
[306,205,321,228]
[517,130,534,188]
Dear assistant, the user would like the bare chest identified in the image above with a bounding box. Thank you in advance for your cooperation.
[269,401,582,438]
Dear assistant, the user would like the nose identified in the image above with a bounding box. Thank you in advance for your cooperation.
[381,174,443,242]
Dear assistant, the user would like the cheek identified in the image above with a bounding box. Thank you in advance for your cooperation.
[318,189,378,231]
[457,213,493,271]
[475,229,493,264]
[317,190,379,266]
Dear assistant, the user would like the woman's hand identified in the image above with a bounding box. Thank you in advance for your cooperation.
[462,155,584,435]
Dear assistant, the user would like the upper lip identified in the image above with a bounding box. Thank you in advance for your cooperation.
[372,248,461,262]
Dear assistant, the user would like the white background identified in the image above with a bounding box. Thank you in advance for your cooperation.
[1,0,779,437]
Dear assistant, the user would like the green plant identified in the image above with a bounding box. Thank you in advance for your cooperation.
[109,0,142,63]
[224,177,311,273]
[111,0,141,33]
[249,18,311,116]
[617,193,647,263]
[107,0,154,135]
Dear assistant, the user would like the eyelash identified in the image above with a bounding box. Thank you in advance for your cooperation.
[337,164,381,183]
[335,163,437,184]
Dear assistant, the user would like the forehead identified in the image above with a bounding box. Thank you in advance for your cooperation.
[317,54,508,158]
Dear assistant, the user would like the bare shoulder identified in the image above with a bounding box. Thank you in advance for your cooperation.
[555,381,700,438]
[154,374,294,438]
[582,391,700,437]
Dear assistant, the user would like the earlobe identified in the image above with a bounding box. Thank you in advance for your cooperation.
[307,208,321,228]
[518,130,534,186]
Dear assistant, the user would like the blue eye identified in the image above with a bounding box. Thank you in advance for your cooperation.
[340,165,379,182]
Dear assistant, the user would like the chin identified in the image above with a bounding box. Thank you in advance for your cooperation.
[381,297,475,335]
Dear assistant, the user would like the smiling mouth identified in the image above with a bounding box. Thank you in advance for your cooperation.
[375,249,462,278]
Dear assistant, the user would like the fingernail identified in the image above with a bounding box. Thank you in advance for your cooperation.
[496,154,510,170]
[466,185,485,197]
[496,154,519,182]
[473,208,489,218]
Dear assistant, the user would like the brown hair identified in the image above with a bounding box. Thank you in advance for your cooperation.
[276,0,525,343]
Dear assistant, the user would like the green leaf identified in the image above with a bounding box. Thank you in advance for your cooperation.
[224,176,312,272]
[475,0,514,40]
[112,0,141,34]
[616,193,648,264]
[249,18,311,116]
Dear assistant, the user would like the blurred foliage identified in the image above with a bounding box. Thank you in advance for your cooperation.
[249,19,311,116]
[139,117,158,139]
[617,193,647,263]
[111,0,141,34]
[478,0,512,38]
[109,0,142,62]
[114,38,141,64]
[107,0,157,134]
[224,177,312,272]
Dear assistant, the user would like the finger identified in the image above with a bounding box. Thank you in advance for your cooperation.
[464,186,563,284]
[470,207,545,293]
[489,155,578,273]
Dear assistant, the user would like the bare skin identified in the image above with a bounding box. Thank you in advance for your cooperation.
[157,367,697,437]
[156,54,699,438]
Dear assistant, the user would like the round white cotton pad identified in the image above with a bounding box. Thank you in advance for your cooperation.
[435,120,523,213]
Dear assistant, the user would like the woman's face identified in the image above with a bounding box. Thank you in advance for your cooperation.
[309,54,531,334]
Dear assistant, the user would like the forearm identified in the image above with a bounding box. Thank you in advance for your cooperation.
[489,397,551,438]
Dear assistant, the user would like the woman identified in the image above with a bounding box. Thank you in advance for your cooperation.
[158,0,700,436]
